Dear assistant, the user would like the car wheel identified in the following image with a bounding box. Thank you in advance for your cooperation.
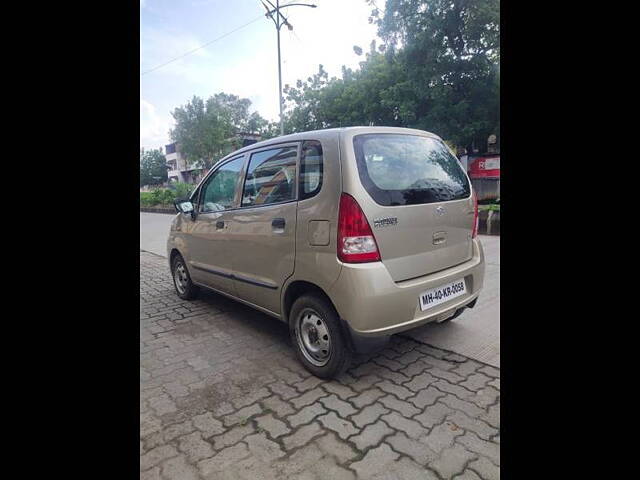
[290,294,351,379]
[171,254,199,300]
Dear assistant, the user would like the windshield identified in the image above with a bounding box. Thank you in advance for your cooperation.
[353,134,470,206]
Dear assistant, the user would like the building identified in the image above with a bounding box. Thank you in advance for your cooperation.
[165,133,262,185]
[165,143,205,185]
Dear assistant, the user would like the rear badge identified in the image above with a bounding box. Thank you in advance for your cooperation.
[435,206,446,217]
[373,217,398,228]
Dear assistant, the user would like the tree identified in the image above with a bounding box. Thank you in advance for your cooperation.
[282,0,499,152]
[371,0,500,151]
[140,148,167,187]
[169,93,274,169]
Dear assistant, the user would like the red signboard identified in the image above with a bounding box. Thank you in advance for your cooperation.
[469,156,500,178]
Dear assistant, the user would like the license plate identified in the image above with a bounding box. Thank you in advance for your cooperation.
[419,279,467,311]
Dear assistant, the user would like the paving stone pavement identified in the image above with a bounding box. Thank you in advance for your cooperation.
[140,251,500,479]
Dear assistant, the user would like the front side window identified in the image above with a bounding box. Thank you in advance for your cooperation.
[241,146,297,207]
[299,140,323,200]
[353,134,471,206]
[199,156,245,212]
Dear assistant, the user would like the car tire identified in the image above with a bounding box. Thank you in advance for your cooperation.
[290,294,351,379]
[171,254,199,300]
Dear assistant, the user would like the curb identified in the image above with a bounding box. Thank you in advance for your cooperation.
[478,210,500,235]
[140,207,176,214]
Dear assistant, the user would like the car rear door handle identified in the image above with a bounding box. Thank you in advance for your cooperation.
[216,220,225,229]
[272,218,285,230]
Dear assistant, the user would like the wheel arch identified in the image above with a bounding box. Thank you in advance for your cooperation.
[281,280,340,326]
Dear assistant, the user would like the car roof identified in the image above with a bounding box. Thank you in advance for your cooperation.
[217,126,441,164]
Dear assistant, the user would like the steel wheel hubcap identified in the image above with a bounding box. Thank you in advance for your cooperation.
[296,309,331,367]
[174,262,188,294]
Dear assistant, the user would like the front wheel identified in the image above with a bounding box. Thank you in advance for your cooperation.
[289,294,351,379]
[171,254,199,300]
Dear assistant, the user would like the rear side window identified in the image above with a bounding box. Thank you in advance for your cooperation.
[300,140,323,200]
[353,134,470,206]
[241,146,297,207]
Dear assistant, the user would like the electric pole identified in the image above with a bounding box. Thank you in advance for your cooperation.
[261,1,317,136]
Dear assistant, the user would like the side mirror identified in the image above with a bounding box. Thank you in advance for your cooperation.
[174,198,195,216]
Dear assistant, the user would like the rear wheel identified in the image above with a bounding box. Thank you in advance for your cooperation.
[171,254,199,300]
[290,294,351,379]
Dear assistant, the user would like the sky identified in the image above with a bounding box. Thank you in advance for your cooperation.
[140,0,381,151]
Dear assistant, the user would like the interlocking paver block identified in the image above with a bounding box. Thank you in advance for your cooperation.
[409,386,446,409]
[314,432,360,464]
[376,380,414,400]
[290,387,327,409]
[453,469,483,480]
[382,411,429,440]
[420,421,464,454]
[255,413,290,438]
[293,376,324,393]
[447,410,499,441]
[378,394,421,417]
[192,413,225,437]
[287,402,327,427]
[433,379,475,400]
[210,423,255,450]
[306,456,356,480]
[456,432,500,466]
[198,443,251,476]
[481,403,500,428]
[439,394,485,418]
[282,422,324,450]
[160,454,200,480]
[472,386,500,409]
[351,402,390,428]
[459,372,493,391]
[478,365,500,378]
[317,411,359,440]
[404,371,439,392]
[261,395,295,418]
[221,403,262,427]
[320,394,358,418]
[245,432,286,462]
[232,387,271,409]
[350,420,394,451]
[178,431,215,462]
[385,431,437,465]
[140,445,179,472]
[428,444,478,479]
[350,443,400,478]
[322,382,357,400]
[350,388,386,408]
[467,456,501,480]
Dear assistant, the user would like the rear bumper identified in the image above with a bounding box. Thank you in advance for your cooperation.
[329,238,485,339]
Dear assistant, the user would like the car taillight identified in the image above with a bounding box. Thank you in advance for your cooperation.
[337,193,381,263]
[472,190,479,238]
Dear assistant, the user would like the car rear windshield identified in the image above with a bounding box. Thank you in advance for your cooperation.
[353,134,470,206]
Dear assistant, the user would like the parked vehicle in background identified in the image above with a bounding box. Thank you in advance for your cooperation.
[167,127,485,378]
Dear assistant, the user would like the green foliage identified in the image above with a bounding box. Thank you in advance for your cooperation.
[283,0,499,152]
[140,148,168,187]
[169,181,194,199]
[170,93,277,169]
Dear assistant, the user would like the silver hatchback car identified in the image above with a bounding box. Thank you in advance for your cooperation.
[168,126,485,378]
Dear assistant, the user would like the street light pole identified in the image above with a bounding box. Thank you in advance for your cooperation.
[261,0,317,136]
[276,3,284,135]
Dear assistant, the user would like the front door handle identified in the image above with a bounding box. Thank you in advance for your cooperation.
[272,218,285,230]
[216,220,225,229]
